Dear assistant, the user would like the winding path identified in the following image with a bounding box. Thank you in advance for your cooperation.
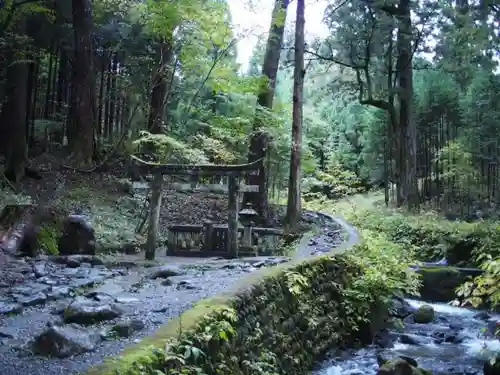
[330,215,361,250]
[0,213,359,375]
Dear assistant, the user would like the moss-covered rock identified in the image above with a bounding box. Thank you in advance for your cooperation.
[413,304,435,324]
[84,255,388,375]
[377,358,432,375]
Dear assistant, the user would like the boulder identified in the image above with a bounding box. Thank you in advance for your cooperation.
[148,265,184,279]
[57,215,96,256]
[377,358,431,375]
[391,294,414,318]
[64,298,123,325]
[111,318,145,337]
[32,324,101,358]
[413,304,435,324]
[377,353,418,368]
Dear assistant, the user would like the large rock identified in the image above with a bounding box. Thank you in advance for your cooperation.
[111,318,145,338]
[390,294,413,319]
[64,298,123,325]
[57,215,96,256]
[378,358,431,375]
[377,353,418,368]
[32,324,101,358]
[148,265,184,279]
[413,304,435,324]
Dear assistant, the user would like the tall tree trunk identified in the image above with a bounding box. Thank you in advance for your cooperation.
[97,53,108,142]
[1,31,29,184]
[44,42,54,119]
[147,40,174,133]
[70,0,95,167]
[286,0,305,229]
[397,0,419,210]
[25,57,36,146]
[145,37,174,261]
[108,53,118,141]
[243,0,290,221]
[104,55,112,138]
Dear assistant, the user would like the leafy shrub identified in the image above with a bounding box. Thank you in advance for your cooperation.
[132,131,208,163]
[37,225,59,255]
[348,229,421,296]
[456,226,500,310]
[456,255,500,309]
[302,159,365,201]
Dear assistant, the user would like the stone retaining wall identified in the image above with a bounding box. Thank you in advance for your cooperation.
[86,253,384,375]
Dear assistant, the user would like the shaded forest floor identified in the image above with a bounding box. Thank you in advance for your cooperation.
[0,152,304,256]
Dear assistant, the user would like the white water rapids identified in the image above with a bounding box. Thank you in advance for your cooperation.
[313,299,500,375]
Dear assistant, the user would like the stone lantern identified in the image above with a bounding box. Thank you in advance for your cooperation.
[238,203,258,249]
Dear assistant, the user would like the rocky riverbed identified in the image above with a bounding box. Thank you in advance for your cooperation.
[0,254,290,375]
[0,213,349,375]
[313,299,500,375]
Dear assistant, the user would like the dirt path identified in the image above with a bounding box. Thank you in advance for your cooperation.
[0,213,359,375]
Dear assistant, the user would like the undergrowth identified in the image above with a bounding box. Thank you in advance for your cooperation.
[310,191,500,314]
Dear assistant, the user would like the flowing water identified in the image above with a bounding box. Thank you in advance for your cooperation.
[313,299,500,375]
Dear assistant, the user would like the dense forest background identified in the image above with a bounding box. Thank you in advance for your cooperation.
[0,0,499,222]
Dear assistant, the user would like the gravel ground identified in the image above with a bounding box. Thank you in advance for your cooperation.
[0,213,357,375]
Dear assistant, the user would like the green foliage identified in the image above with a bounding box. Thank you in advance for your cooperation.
[132,131,208,163]
[456,225,500,310]
[457,255,500,309]
[36,225,59,255]
[342,230,421,329]
[349,209,475,262]
[435,139,482,200]
[302,157,365,201]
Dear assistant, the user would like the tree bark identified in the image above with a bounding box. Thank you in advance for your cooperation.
[397,0,419,210]
[145,172,162,260]
[1,24,29,184]
[243,0,290,221]
[144,37,174,260]
[70,0,96,167]
[147,40,174,133]
[286,0,305,229]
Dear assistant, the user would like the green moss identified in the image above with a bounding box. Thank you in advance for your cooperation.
[418,266,459,273]
[37,224,60,255]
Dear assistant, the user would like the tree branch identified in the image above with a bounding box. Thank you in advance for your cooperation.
[303,49,365,69]
[0,0,42,34]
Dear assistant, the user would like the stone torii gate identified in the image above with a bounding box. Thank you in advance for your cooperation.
[130,156,263,260]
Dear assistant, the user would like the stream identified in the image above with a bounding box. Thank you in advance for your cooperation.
[313,299,500,375]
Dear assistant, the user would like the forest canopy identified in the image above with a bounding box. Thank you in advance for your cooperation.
[0,0,498,217]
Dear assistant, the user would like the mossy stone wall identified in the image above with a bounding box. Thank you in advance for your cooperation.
[87,254,383,375]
